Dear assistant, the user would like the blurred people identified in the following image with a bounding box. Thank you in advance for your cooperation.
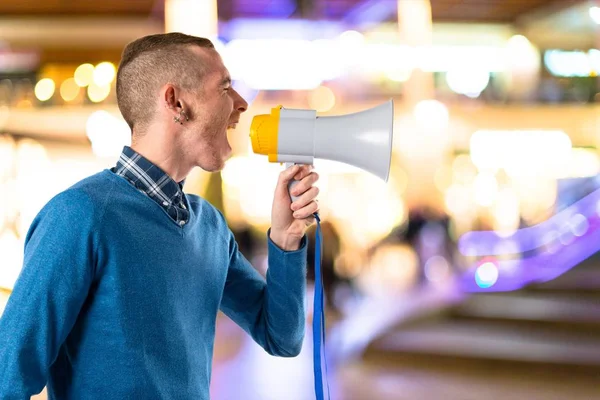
[231,223,260,260]
[0,33,320,400]
[306,221,353,315]
[371,206,454,286]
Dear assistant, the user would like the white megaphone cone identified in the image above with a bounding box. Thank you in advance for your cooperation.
[250,99,394,183]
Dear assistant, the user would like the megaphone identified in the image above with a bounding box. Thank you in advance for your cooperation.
[249,99,394,182]
[249,100,395,400]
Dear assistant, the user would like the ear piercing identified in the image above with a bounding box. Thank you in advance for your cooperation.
[173,110,189,125]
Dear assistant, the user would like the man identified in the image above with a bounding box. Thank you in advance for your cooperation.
[0,33,319,399]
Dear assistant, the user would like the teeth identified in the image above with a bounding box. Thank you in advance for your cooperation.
[227,123,237,130]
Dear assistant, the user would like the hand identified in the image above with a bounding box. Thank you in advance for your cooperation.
[270,164,320,251]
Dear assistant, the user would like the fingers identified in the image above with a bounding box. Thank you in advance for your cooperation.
[277,164,312,188]
[291,186,319,212]
[293,200,319,219]
[293,165,313,181]
[290,171,319,197]
[289,167,319,218]
[278,164,301,186]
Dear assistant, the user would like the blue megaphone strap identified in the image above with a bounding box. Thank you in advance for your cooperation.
[313,213,331,400]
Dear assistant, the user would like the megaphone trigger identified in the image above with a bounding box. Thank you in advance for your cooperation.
[285,162,307,203]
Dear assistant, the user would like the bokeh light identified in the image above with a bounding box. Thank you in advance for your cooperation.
[446,68,490,98]
[60,78,80,102]
[86,110,131,157]
[74,63,95,87]
[475,261,499,288]
[359,243,419,296]
[13,139,54,239]
[93,62,117,86]
[221,155,279,227]
[34,78,55,101]
[433,165,453,192]
[16,139,49,174]
[473,171,498,207]
[505,34,540,99]
[452,154,478,185]
[570,213,589,237]
[563,148,600,178]
[470,130,571,177]
[445,183,474,217]
[87,82,111,103]
[424,255,450,283]
[589,6,600,24]
[337,30,365,46]
[385,68,412,82]
[308,86,336,112]
[413,100,449,131]
[493,188,520,235]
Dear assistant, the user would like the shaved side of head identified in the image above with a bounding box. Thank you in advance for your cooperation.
[116,33,214,135]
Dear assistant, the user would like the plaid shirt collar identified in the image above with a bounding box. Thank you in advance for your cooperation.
[112,146,189,225]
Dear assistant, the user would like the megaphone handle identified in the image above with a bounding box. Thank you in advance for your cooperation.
[285,162,303,203]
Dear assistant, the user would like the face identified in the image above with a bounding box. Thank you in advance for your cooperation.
[181,48,248,172]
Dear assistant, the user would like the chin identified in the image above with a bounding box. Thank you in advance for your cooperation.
[201,162,224,173]
[199,156,228,172]
[195,145,231,172]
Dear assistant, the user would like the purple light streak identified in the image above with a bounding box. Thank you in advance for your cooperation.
[460,207,600,292]
[458,187,600,257]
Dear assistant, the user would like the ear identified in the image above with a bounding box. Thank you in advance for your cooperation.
[163,84,182,111]
[163,84,191,123]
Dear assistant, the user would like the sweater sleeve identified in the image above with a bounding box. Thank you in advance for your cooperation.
[219,228,308,357]
[0,190,98,399]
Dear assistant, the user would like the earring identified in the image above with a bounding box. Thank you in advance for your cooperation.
[173,109,189,125]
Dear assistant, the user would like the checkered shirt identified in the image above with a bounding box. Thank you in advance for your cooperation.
[112,146,190,226]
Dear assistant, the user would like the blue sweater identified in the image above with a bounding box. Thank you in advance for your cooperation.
[0,169,307,399]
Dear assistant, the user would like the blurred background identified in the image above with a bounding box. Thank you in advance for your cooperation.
[1,0,600,399]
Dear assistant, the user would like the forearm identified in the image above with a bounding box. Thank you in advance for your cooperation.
[0,290,47,399]
[220,232,308,357]
[0,276,74,399]
[261,234,308,356]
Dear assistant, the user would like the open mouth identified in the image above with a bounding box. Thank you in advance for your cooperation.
[227,122,238,130]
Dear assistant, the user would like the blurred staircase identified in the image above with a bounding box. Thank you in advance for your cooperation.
[362,253,600,383]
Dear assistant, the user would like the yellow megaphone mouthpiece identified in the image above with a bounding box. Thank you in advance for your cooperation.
[249,106,282,163]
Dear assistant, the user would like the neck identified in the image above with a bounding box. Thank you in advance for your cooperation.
[130,126,192,183]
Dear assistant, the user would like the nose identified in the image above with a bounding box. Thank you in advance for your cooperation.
[232,88,248,113]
